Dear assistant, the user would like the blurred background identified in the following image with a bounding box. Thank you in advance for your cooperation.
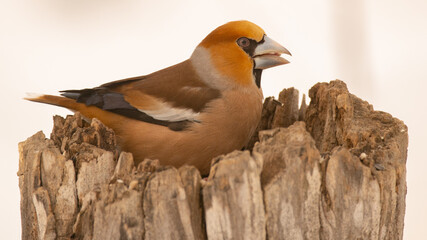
[1,0,426,239]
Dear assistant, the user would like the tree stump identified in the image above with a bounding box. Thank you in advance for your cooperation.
[18,80,408,240]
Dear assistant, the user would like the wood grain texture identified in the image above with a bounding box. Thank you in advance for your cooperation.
[305,81,408,240]
[254,123,322,240]
[203,151,265,240]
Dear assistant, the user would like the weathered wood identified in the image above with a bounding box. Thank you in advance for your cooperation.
[18,131,77,240]
[254,122,322,240]
[18,80,408,240]
[144,167,198,240]
[305,80,408,239]
[246,88,307,150]
[203,151,265,240]
[92,182,144,240]
[320,147,381,239]
[178,166,206,240]
[271,87,300,129]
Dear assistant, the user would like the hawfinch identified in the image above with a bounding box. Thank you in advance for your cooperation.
[26,20,291,175]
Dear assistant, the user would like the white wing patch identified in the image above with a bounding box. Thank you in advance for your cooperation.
[139,102,200,122]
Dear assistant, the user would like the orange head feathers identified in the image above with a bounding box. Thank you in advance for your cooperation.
[191,20,291,89]
[200,20,266,47]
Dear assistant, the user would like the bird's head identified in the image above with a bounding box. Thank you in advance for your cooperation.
[191,20,291,89]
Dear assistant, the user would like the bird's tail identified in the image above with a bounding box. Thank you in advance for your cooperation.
[25,93,122,128]
[24,93,80,111]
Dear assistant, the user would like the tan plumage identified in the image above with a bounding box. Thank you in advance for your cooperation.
[26,20,291,175]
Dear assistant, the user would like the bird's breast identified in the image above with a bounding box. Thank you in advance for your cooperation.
[194,87,263,148]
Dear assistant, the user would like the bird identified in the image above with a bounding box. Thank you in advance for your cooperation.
[26,20,291,176]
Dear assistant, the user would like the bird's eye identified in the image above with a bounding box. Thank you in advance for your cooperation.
[237,37,250,48]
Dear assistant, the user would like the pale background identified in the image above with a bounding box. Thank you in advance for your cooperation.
[1,0,426,239]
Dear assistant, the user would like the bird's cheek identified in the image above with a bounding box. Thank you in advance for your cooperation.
[210,48,254,86]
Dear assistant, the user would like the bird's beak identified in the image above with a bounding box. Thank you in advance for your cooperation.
[253,35,292,70]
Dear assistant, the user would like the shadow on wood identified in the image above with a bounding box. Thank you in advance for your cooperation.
[18,80,408,240]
